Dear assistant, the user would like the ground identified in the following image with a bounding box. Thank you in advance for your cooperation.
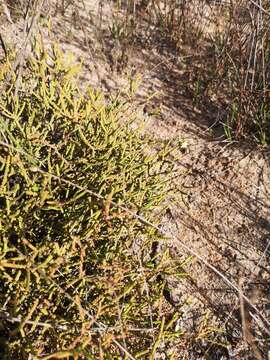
[0,0,269,358]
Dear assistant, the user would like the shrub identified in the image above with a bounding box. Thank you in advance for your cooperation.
[0,46,182,358]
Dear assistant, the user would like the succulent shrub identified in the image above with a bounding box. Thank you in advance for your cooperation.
[0,46,182,359]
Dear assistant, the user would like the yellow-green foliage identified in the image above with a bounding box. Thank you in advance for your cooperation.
[0,47,182,358]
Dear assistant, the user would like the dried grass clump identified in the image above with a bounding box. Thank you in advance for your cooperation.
[0,46,182,359]
[112,0,270,144]
[146,0,270,144]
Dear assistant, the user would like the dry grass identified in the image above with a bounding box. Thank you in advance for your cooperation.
[106,0,270,144]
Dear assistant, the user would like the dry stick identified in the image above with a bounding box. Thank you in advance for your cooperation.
[0,0,17,58]
[137,252,154,330]
[251,10,259,91]
[239,278,263,360]
[244,28,256,90]
[0,312,68,331]
[248,0,270,17]
[14,0,45,97]
[260,18,266,95]
[0,139,269,336]
[0,311,159,333]
[246,0,268,91]
[255,230,270,270]
[0,33,8,58]
[0,0,14,24]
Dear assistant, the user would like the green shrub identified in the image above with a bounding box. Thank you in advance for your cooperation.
[0,46,183,359]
